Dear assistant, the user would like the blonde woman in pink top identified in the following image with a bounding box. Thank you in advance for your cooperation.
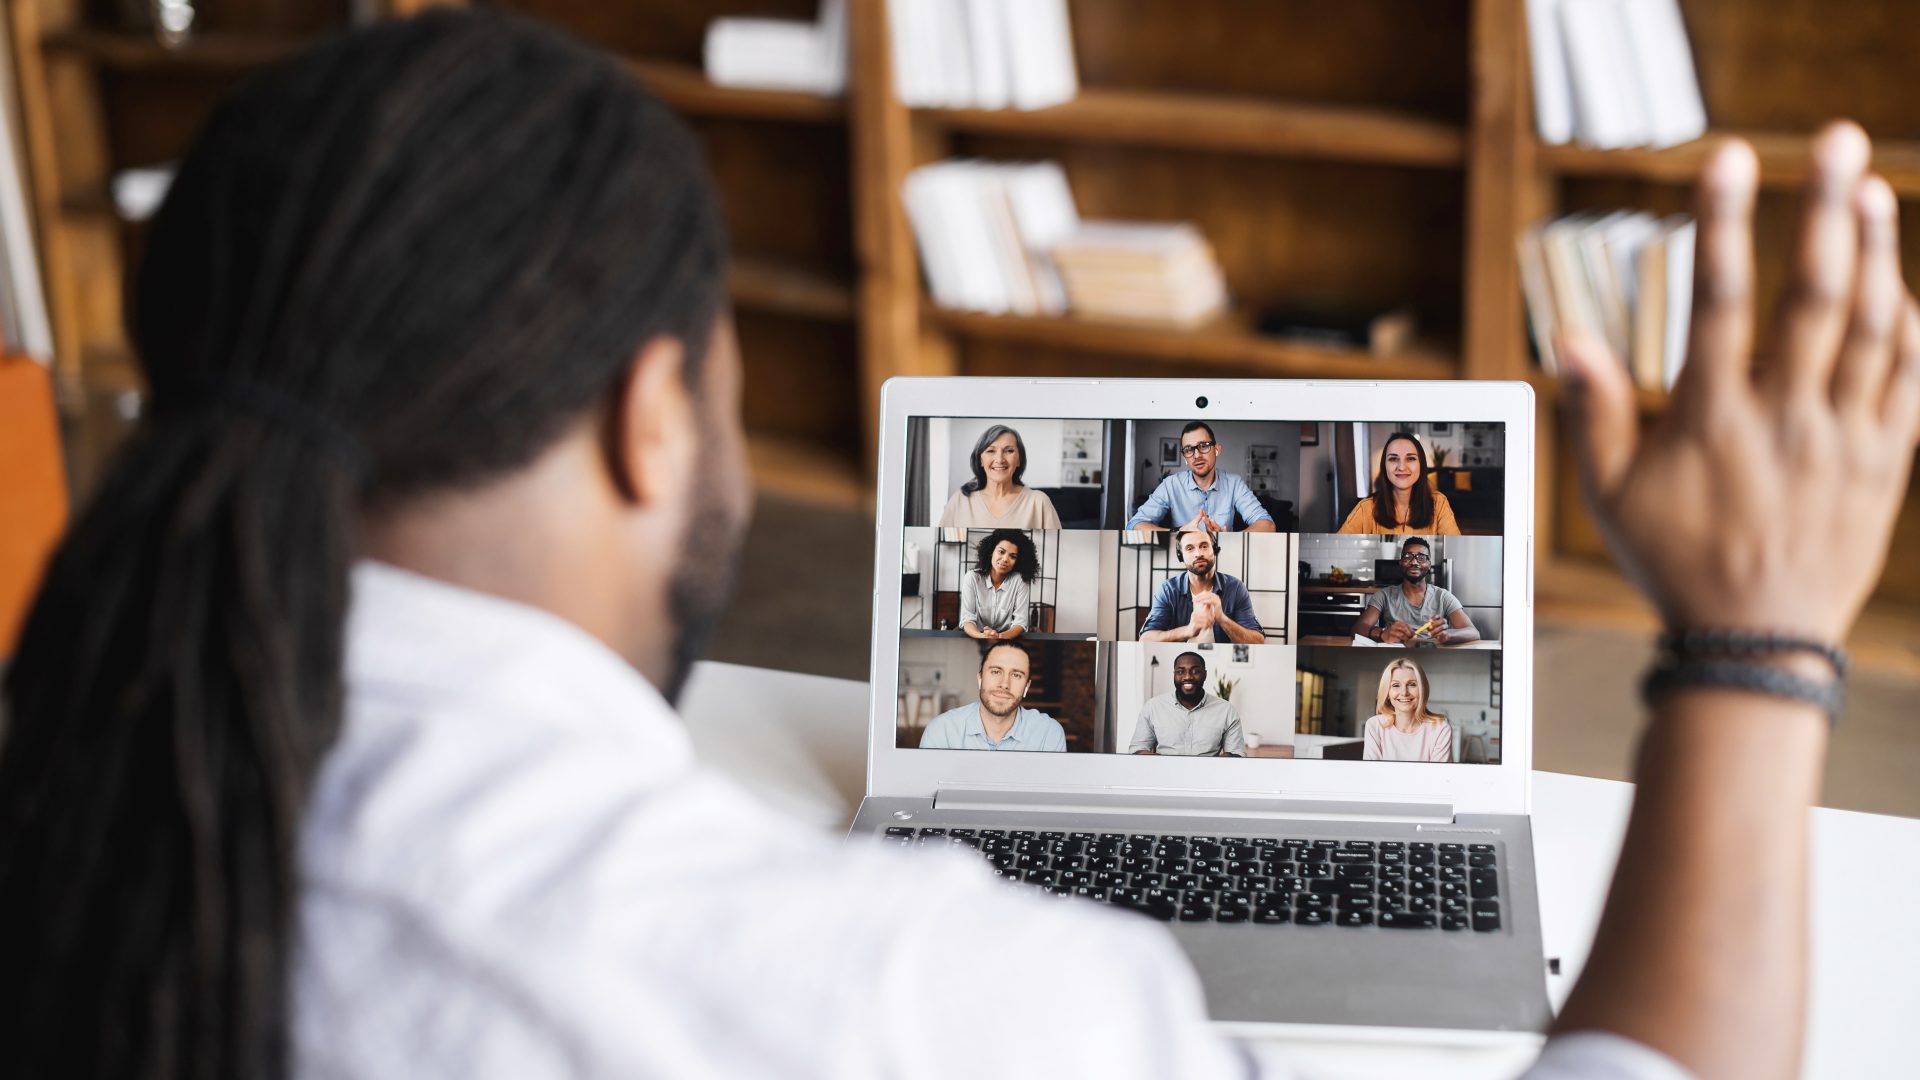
[1362,657,1454,762]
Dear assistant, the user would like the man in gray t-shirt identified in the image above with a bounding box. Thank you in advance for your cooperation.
[1351,536,1481,647]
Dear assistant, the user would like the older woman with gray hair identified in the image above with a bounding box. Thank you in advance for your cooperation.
[937,424,1062,529]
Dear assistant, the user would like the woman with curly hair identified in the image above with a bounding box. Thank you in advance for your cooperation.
[958,528,1038,639]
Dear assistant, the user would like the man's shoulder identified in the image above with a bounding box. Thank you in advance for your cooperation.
[930,703,978,728]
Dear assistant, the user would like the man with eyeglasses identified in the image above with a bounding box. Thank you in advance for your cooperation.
[1126,421,1277,533]
[1351,536,1481,646]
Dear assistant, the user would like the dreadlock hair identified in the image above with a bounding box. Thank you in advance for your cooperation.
[0,11,727,1079]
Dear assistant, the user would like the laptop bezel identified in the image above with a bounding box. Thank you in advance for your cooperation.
[865,377,1536,817]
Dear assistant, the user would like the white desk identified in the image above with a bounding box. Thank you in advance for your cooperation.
[682,662,1918,1080]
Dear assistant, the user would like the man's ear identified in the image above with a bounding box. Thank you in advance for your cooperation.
[607,335,692,507]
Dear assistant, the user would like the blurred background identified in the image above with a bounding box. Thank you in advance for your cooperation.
[1,0,1914,814]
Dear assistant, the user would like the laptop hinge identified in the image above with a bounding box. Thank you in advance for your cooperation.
[933,784,1454,824]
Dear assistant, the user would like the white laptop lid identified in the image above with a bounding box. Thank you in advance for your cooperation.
[866,378,1535,817]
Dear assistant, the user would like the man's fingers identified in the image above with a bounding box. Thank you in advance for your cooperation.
[1676,140,1760,404]
[1557,330,1640,504]
[1833,176,1904,412]
[1880,297,1920,440]
[1764,122,1872,403]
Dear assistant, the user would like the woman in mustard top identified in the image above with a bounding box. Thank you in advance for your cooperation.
[1337,431,1461,535]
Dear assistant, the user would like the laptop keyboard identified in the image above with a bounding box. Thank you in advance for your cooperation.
[883,827,1502,932]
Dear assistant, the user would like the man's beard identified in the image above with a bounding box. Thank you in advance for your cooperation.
[661,492,748,705]
[1175,683,1204,705]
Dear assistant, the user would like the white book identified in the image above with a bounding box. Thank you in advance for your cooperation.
[890,0,941,107]
[704,19,836,94]
[1000,162,1079,314]
[1560,0,1649,149]
[933,0,974,108]
[1516,220,1562,374]
[1525,0,1575,144]
[1662,219,1695,389]
[955,164,1015,312]
[887,0,920,104]
[977,168,1039,313]
[0,8,51,362]
[1619,0,1707,148]
[963,0,1010,110]
[903,165,966,307]
[816,0,849,95]
[1003,0,1078,110]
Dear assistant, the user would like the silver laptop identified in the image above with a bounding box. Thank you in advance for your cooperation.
[850,377,1549,1040]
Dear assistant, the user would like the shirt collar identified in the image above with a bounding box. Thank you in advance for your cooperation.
[966,704,1031,745]
[1181,468,1217,494]
[345,560,693,768]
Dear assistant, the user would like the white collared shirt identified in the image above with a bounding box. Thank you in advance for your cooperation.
[295,561,1689,1080]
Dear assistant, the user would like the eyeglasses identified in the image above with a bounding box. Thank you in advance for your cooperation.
[1180,441,1218,457]
[1400,552,1431,562]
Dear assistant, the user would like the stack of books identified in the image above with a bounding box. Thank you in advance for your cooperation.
[1526,0,1707,149]
[703,0,846,96]
[1050,223,1228,328]
[889,0,1077,110]
[1517,211,1696,390]
[902,160,1080,316]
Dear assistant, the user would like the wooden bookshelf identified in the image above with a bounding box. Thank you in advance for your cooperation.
[1539,131,1920,198]
[39,26,303,70]
[930,307,1456,381]
[919,87,1464,169]
[627,57,844,124]
[11,0,1920,602]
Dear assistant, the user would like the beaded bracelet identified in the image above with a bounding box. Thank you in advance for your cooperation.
[1656,629,1850,678]
[1641,659,1844,727]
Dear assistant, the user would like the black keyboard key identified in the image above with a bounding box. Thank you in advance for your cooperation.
[1011,830,1036,839]
[1072,886,1108,901]
[1135,897,1178,921]
[1407,880,1436,897]
[1215,905,1250,924]
[1471,869,1500,899]
[1301,861,1332,879]
[1438,851,1466,867]
[1440,896,1468,915]
[1058,870,1093,889]
[1472,901,1502,932]
[1112,886,1145,906]
[1016,853,1048,871]
[1440,843,1464,853]
[1335,864,1375,880]
[1338,893,1375,911]
[1178,903,1214,922]
[1227,859,1263,876]
[1219,890,1253,911]
[1202,874,1236,892]
[1407,896,1437,913]
[1254,904,1291,924]
[1330,850,1372,864]
[1442,913,1469,931]
[1379,850,1407,867]
[1094,872,1127,889]
[1282,839,1309,852]
[1343,840,1376,852]
[1379,911,1439,930]
[1336,909,1373,927]
[1296,908,1332,926]
[1168,873,1201,891]
[1132,872,1165,889]
[1295,892,1333,911]
[1409,865,1436,881]
[1022,869,1054,885]
[1469,843,1496,853]
[884,826,914,836]
[1469,852,1498,868]
[1090,856,1122,873]
[919,827,947,836]
[1440,865,1467,883]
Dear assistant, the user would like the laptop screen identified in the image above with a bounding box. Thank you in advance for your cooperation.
[897,416,1506,765]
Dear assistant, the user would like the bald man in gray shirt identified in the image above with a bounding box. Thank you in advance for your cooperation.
[1129,651,1245,756]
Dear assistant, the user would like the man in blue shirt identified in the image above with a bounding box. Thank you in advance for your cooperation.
[917,641,1068,751]
[1139,530,1265,644]
[1127,421,1277,533]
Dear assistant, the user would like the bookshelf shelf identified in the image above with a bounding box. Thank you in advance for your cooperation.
[1538,132,1920,199]
[40,28,301,71]
[928,306,1457,381]
[729,257,856,322]
[627,59,844,124]
[920,87,1465,169]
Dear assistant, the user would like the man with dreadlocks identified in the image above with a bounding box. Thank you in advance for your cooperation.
[1,10,1914,1080]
